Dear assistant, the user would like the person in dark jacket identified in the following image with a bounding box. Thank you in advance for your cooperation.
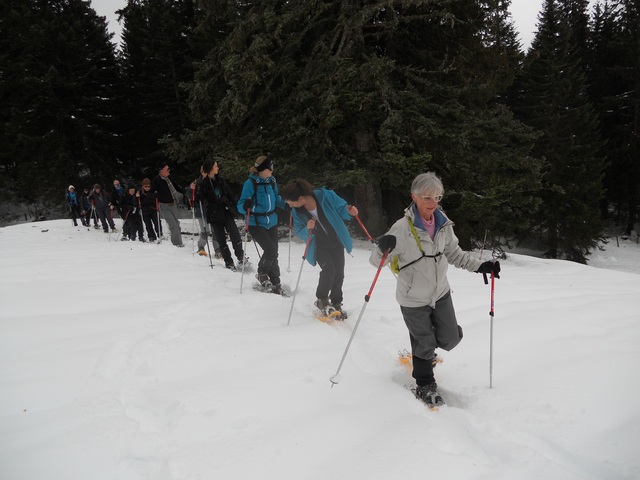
[89,184,116,233]
[138,178,160,242]
[192,169,221,258]
[197,160,245,270]
[121,184,144,241]
[65,185,81,227]
[281,179,358,319]
[151,162,190,247]
[237,155,287,294]
[80,187,95,228]
[109,179,125,219]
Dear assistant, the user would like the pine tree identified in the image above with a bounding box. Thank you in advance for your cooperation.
[117,0,199,182]
[174,0,541,244]
[590,0,640,236]
[0,0,122,205]
[517,0,606,262]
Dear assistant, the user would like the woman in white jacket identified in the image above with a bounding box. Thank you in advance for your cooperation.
[370,172,500,408]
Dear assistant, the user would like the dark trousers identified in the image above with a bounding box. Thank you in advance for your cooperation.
[96,207,115,231]
[124,212,144,240]
[143,213,160,241]
[315,243,345,304]
[211,215,243,267]
[249,225,280,285]
[69,205,81,226]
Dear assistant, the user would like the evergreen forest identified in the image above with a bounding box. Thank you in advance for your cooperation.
[1,0,638,263]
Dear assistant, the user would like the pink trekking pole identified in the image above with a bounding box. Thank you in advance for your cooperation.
[330,248,391,386]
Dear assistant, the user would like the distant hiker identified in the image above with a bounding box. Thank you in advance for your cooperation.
[89,184,116,233]
[281,179,358,319]
[237,155,287,294]
[121,184,144,241]
[151,162,191,247]
[192,167,221,258]
[109,179,125,218]
[138,178,160,242]
[65,185,81,227]
[370,172,501,408]
[197,159,245,270]
[80,187,95,227]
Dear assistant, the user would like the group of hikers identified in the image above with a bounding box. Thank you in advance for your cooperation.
[65,158,501,408]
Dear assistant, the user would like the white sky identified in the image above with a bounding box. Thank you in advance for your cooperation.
[91,0,598,52]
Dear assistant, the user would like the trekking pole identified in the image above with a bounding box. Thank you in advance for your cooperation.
[116,209,130,241]
[198,201,214,268]
[156,198,162,244]
[190,188,196,255]
[354,214,375,243]
[286,227,314,326]
[287,211,292,272]
[329,248,390,386]
[109,208,114,242]
[240,209,251,293]
[486,271,496,388]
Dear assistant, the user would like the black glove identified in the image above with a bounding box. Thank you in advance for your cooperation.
[243,198,254,211]
[476,260,501,279]
[376,234,396,253]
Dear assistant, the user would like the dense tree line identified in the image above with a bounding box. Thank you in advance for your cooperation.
[0,0,637,262]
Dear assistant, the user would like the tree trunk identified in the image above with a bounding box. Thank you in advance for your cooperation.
[353,182,385,238]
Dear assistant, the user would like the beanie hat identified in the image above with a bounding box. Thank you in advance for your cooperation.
[128,184,136,191]
[157,161,169,171]
[94,183,101,189]
[254,155,274,172]
[68,185,75,190]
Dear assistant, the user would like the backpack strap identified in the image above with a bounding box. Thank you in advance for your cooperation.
[250,177,276,216]
[396,216,442,272]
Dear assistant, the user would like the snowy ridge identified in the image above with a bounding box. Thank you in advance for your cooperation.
[1,220,639,480]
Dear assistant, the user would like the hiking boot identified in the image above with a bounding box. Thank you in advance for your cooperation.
[271,283,284,295]
[236,256,250,268]
[414,383,445,408]
[256,272,270,286]
[314,297,330,313]
[197,247,208,256]
[214,250,223,259]
[331,303,347,319]
[226,264,237,272]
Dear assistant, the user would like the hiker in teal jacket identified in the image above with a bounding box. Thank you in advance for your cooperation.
[281,179,358,319]
[237,155,287,294]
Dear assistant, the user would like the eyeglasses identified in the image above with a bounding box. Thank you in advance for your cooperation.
[419,194,443,203]
[143,185,151,189]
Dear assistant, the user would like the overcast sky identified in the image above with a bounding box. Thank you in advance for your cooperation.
[91,0,597,52]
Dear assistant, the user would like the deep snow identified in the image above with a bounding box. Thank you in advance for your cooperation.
[1,219,639,480]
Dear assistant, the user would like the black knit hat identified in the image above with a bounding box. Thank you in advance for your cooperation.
[157,161,169,171]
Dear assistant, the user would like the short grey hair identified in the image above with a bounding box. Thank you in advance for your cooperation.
[411,172,444,195]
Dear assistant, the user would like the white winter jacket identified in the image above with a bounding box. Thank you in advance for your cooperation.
[370,205,482,308]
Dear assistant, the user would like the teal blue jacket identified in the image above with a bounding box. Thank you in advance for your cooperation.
[237,174,286,229]
[291,188,353,266]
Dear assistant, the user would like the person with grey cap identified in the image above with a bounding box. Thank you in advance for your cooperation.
[237,155,287,294]
[370,172,501,408]
[151,162,192,247]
